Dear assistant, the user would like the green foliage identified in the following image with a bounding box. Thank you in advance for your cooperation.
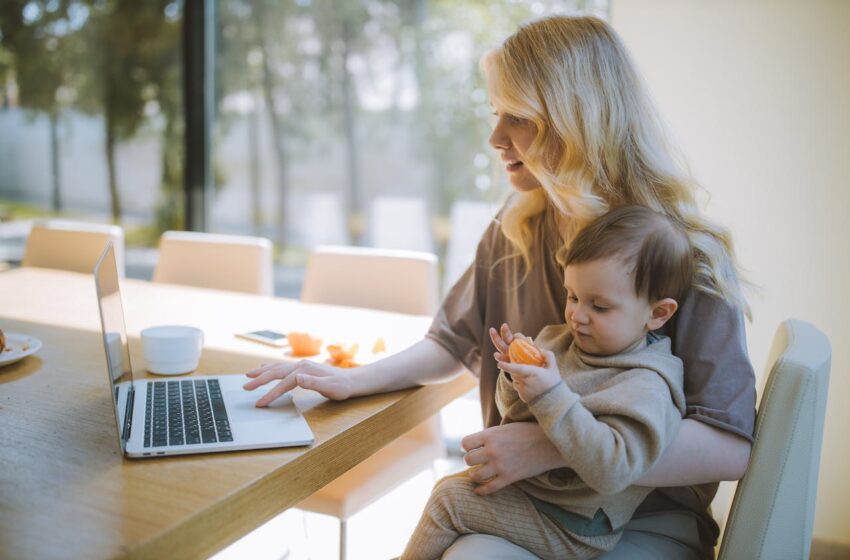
[3,0,606,248]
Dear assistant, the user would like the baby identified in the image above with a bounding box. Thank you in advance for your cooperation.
[402,206,694,559]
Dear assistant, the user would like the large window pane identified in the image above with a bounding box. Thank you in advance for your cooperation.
[213,0,608,296]
[0,1,183,272]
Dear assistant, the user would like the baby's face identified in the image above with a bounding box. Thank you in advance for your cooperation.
[563,258,654,356]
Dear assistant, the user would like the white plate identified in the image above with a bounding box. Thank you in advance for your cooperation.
[0,332,43,367]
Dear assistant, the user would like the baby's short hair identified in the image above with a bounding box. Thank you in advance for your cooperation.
[564,206,694,302]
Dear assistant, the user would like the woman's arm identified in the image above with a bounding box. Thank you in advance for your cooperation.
[243,338,466,406]
[462,418,750,495]
[635,418,751,485]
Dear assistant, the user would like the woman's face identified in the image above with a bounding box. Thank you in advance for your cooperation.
[489,109,542,192]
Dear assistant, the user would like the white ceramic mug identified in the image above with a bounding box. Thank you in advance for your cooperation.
[105,331,125,380]
[140,325,204,376]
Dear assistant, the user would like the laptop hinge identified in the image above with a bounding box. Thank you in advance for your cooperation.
[122,385,135,442]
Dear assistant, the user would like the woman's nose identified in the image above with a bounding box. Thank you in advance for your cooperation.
[489,121,509,151]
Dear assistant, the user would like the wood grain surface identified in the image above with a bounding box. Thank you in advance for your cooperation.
[0,267,476,559]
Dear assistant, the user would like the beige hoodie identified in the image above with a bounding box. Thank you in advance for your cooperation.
[497,324,687,531]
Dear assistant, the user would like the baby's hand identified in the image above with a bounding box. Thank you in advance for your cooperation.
[498,349,560,403]
[489,323,518,364]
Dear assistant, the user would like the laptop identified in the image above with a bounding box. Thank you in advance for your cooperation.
[94,241,314,458]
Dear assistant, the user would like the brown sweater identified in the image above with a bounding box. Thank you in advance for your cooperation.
[497,325,686,530]
[427,201,756,545]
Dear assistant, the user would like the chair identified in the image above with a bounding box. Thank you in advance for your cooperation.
[298,244,445,560]
[301,245,439,315]
[152,231,274,296]
[442,318,832,559]
[22,220,125,276]
[718,318,831,559]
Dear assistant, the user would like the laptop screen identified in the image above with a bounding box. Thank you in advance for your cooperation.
[94,241,134,453]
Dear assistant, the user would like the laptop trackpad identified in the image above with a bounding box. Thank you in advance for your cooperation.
[226,391,299,422]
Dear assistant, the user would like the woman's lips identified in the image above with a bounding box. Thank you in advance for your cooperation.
[505,161,523,173]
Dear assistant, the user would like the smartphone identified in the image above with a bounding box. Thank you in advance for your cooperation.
[236,330,288,347]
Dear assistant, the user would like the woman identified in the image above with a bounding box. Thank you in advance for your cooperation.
[244,15,755,559]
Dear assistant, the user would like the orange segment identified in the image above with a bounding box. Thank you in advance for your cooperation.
[508,337,545,366]
[327,343,361,368]
[288,332,323,357]
[336,358,361,369]
[327,343,359,362]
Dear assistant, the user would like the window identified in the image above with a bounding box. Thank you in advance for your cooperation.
[213,0,608,295]
[0,1,183,267]
[0,0,608,292]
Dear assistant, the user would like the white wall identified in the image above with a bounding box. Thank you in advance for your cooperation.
[611,0,850,545]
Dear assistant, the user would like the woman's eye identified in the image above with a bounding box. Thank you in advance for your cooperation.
[567,295,578,303]
[593,305,608,312]
[492,110,526,126]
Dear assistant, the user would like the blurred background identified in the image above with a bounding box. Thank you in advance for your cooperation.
[1,0,848,556]
[0,0,606,295]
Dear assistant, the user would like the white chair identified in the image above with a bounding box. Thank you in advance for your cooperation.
[153,231,274,296]
[718,318,831,559]
[298,244,445,560]
[443,318,832,559]
[301,245,439,316]
[22,220,125,276]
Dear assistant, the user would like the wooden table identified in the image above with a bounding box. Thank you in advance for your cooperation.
[0,268,476,559]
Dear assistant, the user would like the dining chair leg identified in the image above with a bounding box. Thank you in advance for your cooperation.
[339,518,348,560]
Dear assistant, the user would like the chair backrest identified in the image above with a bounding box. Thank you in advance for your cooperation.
[152,230,274,296]
[718,319,831,560]
[301,245,439,316]
[22,220,126,276]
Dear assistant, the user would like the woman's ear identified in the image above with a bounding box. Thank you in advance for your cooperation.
[647,298,678,331]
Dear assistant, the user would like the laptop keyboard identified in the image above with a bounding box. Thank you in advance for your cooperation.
[143,379,233,448]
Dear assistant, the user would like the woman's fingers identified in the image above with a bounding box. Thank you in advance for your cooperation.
[462,444,488,467]
[243,364,288,390]
[467,463,497,484]
[473,475,510,496]
[254,376,298,407]
[295,372,351,401]
[460,430,487,454]
[244,362,278,380]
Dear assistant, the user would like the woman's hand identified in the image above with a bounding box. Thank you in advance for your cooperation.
[243,360,354,406]
[497,349,560,403]
[461,422,567,495]
[242,339,466,407]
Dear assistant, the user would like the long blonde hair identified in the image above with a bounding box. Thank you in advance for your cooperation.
[483,15,750,316]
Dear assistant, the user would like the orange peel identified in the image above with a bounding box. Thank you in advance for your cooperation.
[288,332,323,357]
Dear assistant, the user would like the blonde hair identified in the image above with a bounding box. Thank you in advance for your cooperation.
[483,15,750,316]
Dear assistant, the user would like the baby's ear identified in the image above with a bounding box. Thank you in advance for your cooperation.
[647,298,678,331]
